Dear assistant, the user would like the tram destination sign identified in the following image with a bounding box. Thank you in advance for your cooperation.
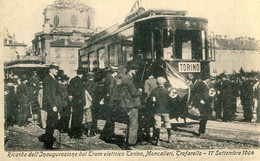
[178,62,201,73]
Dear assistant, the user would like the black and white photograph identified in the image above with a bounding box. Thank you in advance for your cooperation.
[1,0,260,160]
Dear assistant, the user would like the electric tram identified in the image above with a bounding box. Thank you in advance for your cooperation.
[78,7,216,122]
[78,8,215,87]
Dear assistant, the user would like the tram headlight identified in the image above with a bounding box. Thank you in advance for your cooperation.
[185,21,190,27]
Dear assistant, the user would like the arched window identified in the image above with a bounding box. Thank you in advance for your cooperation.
[87,17,91,29]
[53,15,59,27]
[71,15,77,27]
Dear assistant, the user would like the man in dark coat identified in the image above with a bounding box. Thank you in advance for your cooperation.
[254,78,260,123]
[84,72,100,136]
[100,66,120,142]
[40,63,61,148]
[5,79,18,127]
[120,64,141,149]
[17,75,30,127]
[58,75,70,133]
[230,77,239,119]
[191,75,212,136]
[142,74,157,141]
[219,75,234,122]
[240,77,254,122]
[214,77,222,119]
[68,67,86,138]
[30,71,39,87]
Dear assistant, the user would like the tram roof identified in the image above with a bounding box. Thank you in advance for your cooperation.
[80,9,208,50]
[5,64,49,69]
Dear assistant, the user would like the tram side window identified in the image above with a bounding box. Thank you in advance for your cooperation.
[122,45,133,65]
[108,44,118,66]
[80,54,88,68]
[122,37,133,65]
[153,28,163,59]
[153,28,174,60]
[163,29,174,60]
[98,48,108,69]
[89,52,97,71]
[135,25,152,60]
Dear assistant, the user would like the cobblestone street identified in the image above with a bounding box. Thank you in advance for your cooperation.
[5,115,260,151]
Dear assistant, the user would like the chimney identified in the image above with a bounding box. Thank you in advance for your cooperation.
[64,39,68,46]
[13,33,16,42]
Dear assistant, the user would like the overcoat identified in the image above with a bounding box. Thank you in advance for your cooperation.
[42,74,61,112]
[191,81,211,116]
[120,74,141,109]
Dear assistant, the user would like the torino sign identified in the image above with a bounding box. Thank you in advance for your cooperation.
[178,62,201,73]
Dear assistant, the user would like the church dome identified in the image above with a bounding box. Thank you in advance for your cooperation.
[43,0,95,33]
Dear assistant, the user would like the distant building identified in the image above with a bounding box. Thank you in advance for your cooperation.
[3,31,27,63]
[32,0,95,78]
[210,36,259,75]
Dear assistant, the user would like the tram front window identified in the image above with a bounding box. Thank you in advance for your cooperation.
[153,29,205,60]
[175,29,202,60]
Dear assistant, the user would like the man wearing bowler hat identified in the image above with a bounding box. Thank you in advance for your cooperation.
[40,63,62,149]
[68,67,86,138]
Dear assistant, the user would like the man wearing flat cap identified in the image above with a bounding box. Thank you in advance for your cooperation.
[40,63,62,149]
[120,64,141,149]
[68,67,86,138]
[100,66,120,142]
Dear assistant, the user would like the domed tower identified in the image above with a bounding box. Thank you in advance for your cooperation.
[43,0,95,33]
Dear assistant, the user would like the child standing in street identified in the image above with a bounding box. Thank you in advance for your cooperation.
[149,77,172,146]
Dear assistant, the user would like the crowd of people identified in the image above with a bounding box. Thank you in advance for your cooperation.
[208,73,260,123]
[4,62,260,150]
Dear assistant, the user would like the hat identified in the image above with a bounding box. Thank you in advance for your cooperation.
[21,75,27,81]
[88,72,94,75]
[210,77,216,81]
[168,87,177,93]
[49,62,59,69]
[13,75,18,80]
[156,77,167,85]
[200,74,211,80]
[110,66,119,72]
[219,73,227,79]
[127,64,139,70]
[77,67,85,75]
[63,75,70,81]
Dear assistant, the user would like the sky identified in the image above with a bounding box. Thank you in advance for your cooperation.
[0,0,259,46]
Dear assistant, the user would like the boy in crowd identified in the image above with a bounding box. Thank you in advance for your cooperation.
[149,77,172,146]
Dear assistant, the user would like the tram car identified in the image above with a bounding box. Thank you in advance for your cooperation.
[4,63,65,81]
[78,8,215,120]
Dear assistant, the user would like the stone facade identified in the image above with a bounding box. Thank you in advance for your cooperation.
[210,38,259,75]
[4,32,27,63]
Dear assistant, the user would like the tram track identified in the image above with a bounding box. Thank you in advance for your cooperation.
[8,128,80,150]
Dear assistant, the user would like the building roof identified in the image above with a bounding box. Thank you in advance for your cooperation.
[34,30,94,37]
[45,0,94,12]
[5,63,49,69]
[215,39,258,50]
[4,41,27,47]
[50,39,86,47]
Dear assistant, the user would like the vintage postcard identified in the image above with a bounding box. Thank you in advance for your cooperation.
[0,0,259,161]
